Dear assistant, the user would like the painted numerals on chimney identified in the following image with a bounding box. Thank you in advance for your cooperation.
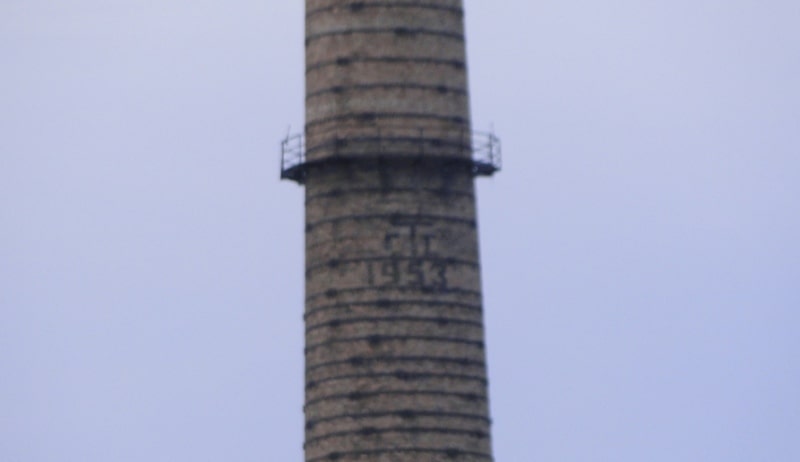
[367,221,447,289]
[366,257,448,290]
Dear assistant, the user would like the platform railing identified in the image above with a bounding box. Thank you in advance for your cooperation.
[280,127,501,183]
[280,133,305,181]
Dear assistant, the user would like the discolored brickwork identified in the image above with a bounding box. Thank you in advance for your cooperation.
[300,1,494,461]
[305,0,471,163]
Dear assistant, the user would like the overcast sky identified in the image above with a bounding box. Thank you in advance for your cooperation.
[2,1,799,461]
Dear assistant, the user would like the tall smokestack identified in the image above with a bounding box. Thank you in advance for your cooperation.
[282,2,500,461]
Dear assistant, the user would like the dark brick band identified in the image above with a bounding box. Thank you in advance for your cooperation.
[305,334,484,354]
[306,371,487,391]
[305,355,485,374]
[306,447,493,462]
[306,27,464,46]
[306,1,464,18]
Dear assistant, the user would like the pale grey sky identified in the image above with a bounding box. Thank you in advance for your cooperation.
[2,1,799,461]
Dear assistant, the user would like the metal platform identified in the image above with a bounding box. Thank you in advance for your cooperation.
[281,129,501,184]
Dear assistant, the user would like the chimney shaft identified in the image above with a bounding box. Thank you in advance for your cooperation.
[296,2,497,461]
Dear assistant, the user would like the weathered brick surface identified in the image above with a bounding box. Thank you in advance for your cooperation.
[305,1,471,164]
[302,1,493,460]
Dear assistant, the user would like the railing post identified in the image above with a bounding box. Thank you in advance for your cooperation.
[488,133,494,166]
[280,138,285,178]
